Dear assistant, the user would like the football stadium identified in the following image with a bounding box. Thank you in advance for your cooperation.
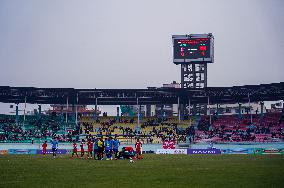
[0,1,284,188]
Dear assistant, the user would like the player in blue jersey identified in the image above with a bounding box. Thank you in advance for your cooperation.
[50,138,58,159]
[105,137,113,160]
[112,136,120,160]
[93,137,98,160]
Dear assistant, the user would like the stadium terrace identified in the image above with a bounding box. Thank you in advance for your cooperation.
[0,82,283,105]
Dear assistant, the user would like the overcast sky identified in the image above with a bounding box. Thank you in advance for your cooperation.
[0,0,283,114]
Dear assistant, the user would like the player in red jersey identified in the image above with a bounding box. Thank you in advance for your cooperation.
[135,138,143,160]
[80,140,85,158]
[87,140,93,159]
[42,141,47,156]
[71,140,79,159]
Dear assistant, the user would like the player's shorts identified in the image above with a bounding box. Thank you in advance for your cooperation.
[73,149,77,153]
[98,147,103,153]
[94,149,98,153]
[52,148,57,152]
[88,149,93,153]
[113,149,118,153]
[136,150,142,155]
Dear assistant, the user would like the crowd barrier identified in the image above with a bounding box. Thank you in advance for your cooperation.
[8,149,38,155]
[156,149,187,154]
[0,150,8,155]
[254,148,284,155]
[221,148,255,154]
[36,149,67,155]
[156,149,220,155]
[0,149,155,155]
[1,148,283,155]
[156,148,284,155]
[221,148,284,154]
[188,149,221,154]
[0,149,68,155]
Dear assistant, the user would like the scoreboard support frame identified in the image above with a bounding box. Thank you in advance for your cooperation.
[173,33,214,117]
[180,63,208,117]
[181,63,207,89]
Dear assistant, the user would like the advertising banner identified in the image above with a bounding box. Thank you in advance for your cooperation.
[262,148,282,155]
[187,149,221,154]
[156,149,187,154]
[36,149,67,155]
[222,148,254,154]
[222,148,284,155]
[254,148,263,155]
[0,150,8,155]
[8,149,37,155]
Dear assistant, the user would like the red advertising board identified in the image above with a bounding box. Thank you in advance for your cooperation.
[0,150,8,155]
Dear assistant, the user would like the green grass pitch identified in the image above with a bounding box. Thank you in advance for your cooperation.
[0,154,284,188]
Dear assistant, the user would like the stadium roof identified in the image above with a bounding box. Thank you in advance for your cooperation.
[0,82,283,105]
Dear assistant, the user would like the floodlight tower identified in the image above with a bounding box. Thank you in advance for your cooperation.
[172,33,214,116]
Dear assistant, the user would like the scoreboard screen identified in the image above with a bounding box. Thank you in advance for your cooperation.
[172,34,214,64]
[174,38,210,59]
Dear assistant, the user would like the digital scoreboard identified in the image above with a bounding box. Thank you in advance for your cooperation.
[172,33,214,64]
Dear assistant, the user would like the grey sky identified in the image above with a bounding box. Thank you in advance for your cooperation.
[0,0,283,89]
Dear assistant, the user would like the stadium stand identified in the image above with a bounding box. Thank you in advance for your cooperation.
[0,112,283,144]
[194,112,284,143]
[0,114,78,143]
